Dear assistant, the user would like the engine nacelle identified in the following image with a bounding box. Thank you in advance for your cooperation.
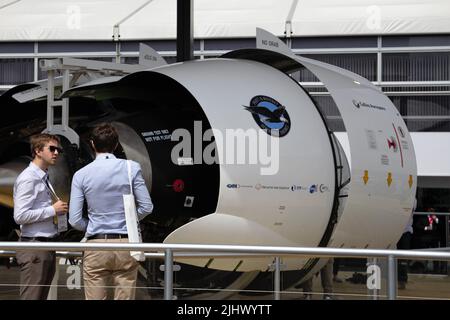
[1,30,417,279]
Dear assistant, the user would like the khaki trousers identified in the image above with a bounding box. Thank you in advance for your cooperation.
[83,238,139,300]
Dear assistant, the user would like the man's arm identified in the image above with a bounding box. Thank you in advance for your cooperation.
[68,174,88,231]
[14,179,55,225]
[133,163,153,220]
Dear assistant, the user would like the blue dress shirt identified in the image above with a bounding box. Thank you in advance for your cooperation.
[68,153,153,236]
[13,162,57,237]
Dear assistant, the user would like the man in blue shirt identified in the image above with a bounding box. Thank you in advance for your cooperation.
[69,123,153,300]
[14,133,68,300]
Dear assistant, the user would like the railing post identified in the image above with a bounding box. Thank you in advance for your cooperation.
[47,260,59,300]
[164,248,173,300]
[274,257,281,300]
[387,255,397,300]
[367,257,378,300]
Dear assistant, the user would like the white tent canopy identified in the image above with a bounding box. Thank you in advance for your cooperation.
[0,0,449,41]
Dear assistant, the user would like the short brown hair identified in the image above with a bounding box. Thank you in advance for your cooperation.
[91,123,119,153]
[30,133,61,158]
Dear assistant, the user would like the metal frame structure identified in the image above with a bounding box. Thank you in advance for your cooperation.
[1,35,449,97]
[0,242,450,300]
[36,57,147,145]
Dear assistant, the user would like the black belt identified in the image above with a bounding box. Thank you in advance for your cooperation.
[20,236,57,242]
[87,233,128,240]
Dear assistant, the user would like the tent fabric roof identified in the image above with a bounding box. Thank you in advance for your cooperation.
[0,0,449,41]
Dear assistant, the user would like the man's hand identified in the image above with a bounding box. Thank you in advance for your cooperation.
[53,200,68,215]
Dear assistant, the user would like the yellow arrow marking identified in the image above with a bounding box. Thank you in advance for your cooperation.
[408,175,413,188]
[387,172,393,187]
[363,170,369,185]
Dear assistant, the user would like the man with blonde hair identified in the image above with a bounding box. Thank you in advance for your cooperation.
[14,133,68,300]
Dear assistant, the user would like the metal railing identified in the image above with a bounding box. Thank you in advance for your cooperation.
[1,241,450,300]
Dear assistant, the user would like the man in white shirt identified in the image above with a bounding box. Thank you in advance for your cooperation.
[13,133,68,300]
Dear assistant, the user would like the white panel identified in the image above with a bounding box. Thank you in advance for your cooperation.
[410,132,450,177]
[257,29,417,250]
[298,61,417,250]
[336,132,450,178]
[160,58,335,270]
[165,213,308,271]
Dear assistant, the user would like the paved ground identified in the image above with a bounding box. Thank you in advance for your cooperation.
[0,262,449,300]
[285,271,450,300]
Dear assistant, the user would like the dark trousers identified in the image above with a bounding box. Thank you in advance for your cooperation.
[16,249,56,300]
[396,231,412,283]
[333,258,341,276]
[302,258,333,294]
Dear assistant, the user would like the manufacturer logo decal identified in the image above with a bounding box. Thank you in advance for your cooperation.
[309,184,317,194]
[352,99,386,111]
[244,95,291,137]
[319,184,329,193]
[226,183,253,189]
[254,184,290,191]
[387,137,398,152]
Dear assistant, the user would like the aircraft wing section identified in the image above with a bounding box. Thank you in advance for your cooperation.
[0,80,47,103]
[61,76,123,99]
[7,75,123,103]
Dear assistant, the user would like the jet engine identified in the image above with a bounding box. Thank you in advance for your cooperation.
[0,30,416,297]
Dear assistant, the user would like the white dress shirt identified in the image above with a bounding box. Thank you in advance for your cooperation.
[13,162,57,237]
